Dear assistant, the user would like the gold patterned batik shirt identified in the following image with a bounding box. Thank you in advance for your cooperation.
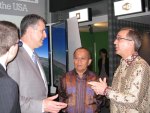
[107,54,150,113]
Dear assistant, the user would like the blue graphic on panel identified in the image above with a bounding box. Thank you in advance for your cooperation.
[52,22,68,86]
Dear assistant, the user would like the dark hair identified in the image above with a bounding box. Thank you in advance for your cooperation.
[20,14,46,37]
[120,27,141,51]
[73,47,91,59]
[99,48,108,57]
[0,21,19,56]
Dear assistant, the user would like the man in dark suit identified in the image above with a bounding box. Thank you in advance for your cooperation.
[7,14,67,113]
[0,21,21,113]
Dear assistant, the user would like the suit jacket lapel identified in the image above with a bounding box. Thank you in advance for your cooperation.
[35,53,48,92]
[20,47,48,92]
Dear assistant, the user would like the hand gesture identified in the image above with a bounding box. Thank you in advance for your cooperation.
[43,94,67,113]
[88,77,108,95]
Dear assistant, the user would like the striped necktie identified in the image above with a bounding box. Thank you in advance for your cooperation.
[32,52,37,64]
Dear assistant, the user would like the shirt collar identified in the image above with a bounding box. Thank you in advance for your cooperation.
[22,41,34,59]
[0,59,6,70]
[73,69,89,79]
[121,52,139,66]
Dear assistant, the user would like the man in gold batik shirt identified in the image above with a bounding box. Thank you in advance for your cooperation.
[88,27,150,113]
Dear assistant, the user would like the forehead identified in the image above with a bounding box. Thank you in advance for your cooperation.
[117,29,129,37]
[74,49,89,56]
[36,20,45,28]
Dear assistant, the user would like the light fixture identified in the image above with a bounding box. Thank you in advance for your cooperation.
[93,22,108,27]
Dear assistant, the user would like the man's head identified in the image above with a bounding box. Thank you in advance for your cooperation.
[73,47,92,75]
[0,21,19,62]
[114,27,141,58]
[20,14,47,50]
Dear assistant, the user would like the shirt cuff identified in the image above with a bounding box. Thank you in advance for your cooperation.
[104,86,111,98]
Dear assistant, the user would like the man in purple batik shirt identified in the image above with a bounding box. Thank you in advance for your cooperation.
[58,47,102,113]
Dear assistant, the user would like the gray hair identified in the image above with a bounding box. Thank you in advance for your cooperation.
[120,27,141,51]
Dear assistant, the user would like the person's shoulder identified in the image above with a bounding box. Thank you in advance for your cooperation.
[137,56,149,65]
[87,71,99,81]
[61,70,74,78]
[10,47,23,61]
[66,70,75,76]
[0,75,18,90]
[133,56,150,69]
[60,70,76,82]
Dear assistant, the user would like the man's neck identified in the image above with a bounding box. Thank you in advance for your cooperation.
[122,51,137,59]
[76,70,87,78]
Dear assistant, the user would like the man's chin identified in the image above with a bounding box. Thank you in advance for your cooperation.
[115,50,118,54]
[38,43,43,48]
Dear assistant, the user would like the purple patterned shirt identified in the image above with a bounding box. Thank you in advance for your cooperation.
[58,70,102,113]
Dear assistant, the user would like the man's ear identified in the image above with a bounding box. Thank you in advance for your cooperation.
[8,45,14,53]
[26,26,34,37]
[88,59,92,66]
[7,45,16,57]
[5,46,14,63]
[129,40,134,48]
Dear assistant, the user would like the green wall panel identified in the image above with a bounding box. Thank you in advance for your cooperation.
[80,31,108,74]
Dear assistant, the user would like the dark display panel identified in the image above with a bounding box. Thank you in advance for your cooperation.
[50,0,101,12]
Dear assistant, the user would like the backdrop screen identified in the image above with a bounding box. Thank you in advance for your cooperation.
[35,26,50,83]
[52,22,68,86]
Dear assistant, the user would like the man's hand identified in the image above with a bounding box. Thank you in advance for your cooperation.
[88,77,108,95]
[43,94,67,113]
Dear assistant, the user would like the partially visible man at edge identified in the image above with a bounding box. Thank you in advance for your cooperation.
[7,14,67,113]
[88,27,150,113]
[0,21,21,113]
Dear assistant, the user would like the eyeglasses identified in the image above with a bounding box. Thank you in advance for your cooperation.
[115,37,132,41]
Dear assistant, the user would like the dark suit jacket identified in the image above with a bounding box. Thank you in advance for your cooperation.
[0,64,21,113]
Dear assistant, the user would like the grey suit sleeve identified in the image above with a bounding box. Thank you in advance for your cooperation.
[20,96,43,113]
[7,60,43,113]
